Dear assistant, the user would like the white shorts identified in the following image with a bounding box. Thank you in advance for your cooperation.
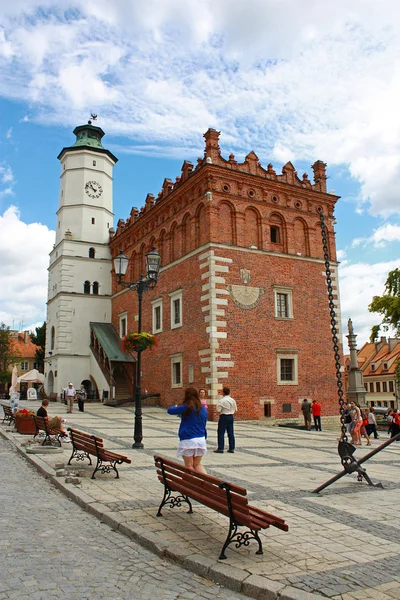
[177,437,207,458]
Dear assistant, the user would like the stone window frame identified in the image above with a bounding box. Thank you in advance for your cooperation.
[119,312,128,339]
[169,289,183,329]
[152,298,163,334]
[171,353,183,388]
[276,352,298,386]
[273,286,293,320]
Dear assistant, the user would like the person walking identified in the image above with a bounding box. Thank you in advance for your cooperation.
[77,385,87,412]
[301,399,312,430]
[199,388,208,411]
[391,410,400,439]
[65,382,76,414]
[167,387,208,473]
[311,400,322,431]
[214,387,237,454]
[367,407,379,439]
[350,402,362,445]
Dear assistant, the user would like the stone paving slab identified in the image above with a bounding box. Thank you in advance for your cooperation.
[1,401,400,600]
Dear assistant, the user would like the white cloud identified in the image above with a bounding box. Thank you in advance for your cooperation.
[0,206,55,327]
[1,0,400,219]
[338,258,400,347]
[353,223,400,248]
[0,164,15,198]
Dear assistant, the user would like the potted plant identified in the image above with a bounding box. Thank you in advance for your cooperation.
[15,408,37,435]
[121,332,158,353]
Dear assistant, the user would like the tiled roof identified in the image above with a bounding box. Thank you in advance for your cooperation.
[10,334,39,359]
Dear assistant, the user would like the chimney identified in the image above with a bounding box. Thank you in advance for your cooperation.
[375,336,387,352]
[388,338,400,353]
[203,129,221,162]
[311,160,327,192]
[24,330,29,344]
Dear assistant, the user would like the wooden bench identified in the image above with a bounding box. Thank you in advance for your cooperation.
[34,416,64,446]
[154,455,289,560]
[1,403,16,426]
[67,428,131,479]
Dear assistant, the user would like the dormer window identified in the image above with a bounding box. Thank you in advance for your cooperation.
[370,364,376,371]
[383,362,388,370]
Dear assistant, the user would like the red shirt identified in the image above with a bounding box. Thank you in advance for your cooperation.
[312,402,321,416]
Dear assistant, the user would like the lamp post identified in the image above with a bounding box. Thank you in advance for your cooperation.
[114,247,161,448]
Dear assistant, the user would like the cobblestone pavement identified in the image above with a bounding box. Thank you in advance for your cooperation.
[0,438,247,600]
[2,402,400,600]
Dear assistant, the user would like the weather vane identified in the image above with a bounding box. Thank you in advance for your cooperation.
[88,112,98,125]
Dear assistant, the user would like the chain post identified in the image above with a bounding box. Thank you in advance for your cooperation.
[318,209,347,442]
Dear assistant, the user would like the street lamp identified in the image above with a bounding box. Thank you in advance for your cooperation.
[114,246,161,448]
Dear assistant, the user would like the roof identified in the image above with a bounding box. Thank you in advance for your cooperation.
[10,333,39,359]
[90,323,134,363]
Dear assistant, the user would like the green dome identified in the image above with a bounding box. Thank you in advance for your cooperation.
[72,123,105,149]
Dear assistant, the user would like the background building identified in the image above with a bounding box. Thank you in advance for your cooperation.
[344,336,400,410]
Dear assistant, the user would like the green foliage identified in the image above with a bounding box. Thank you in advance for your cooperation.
[369,268,400,337]
[369,325,380,343]
[30,322,46,371]
[0,323,20,383]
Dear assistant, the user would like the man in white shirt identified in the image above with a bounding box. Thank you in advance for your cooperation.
[214,387,237,453]
[65,382,76,414]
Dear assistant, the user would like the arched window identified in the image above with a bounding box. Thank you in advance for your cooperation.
[92,281,99,295]
[84,281,90,294]
[50,326,55,350]
[89,247,95,258]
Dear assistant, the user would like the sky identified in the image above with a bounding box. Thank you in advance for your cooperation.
[1,0,400,348]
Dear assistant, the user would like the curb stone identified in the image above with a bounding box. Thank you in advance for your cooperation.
[0,426,322,600]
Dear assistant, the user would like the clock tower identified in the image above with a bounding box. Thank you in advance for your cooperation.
[45,121,118,398]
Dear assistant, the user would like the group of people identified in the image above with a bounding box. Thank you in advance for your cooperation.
[342,403,400,445]
[301,399,322,431]
[64,383,87,413]
[167,386,237,474]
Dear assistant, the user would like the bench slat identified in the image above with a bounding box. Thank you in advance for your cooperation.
[156,467,249,509]
[155,455,247,496]
[157,475,255,528]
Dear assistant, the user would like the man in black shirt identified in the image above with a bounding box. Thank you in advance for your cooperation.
[36,399,69,439]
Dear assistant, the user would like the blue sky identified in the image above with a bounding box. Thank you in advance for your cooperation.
[1,0,400,346]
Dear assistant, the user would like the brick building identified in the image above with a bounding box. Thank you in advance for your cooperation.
[110,129,341,422]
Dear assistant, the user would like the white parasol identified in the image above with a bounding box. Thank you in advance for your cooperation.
[17,369,44,384]
[9,365,18,393]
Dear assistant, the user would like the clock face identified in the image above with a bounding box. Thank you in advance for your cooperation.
[85,180,103,198]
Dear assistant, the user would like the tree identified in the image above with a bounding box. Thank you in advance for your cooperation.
[30,322,46,372]
[369,268,400,338]
[0,323,20,384]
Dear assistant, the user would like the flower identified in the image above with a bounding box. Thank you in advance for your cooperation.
[15,408,35,419]
[121,332,158,353]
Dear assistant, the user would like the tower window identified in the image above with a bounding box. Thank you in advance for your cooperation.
[84,281,90,294]
[51,326,55,350]
[271,226,280,244]
[92,281,99,295]
[89,248,95,259]
[91,218,95,225]
[93,160,96,166]
[58,221,60,228]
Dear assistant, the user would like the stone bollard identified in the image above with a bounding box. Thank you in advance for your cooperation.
[56,469,66,477]
[55,463,65,469]
[71,477,81,485]
[65,476,73,483]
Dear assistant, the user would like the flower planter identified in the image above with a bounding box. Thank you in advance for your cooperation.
[15,416,36,435]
